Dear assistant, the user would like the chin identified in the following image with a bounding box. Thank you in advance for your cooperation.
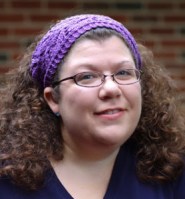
[96,134,131,148]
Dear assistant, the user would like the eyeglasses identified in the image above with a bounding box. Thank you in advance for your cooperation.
[52,69,141,88]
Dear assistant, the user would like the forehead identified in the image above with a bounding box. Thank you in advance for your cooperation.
[63,28,124,61]
[60,36,135,74]
[65,35,133,61]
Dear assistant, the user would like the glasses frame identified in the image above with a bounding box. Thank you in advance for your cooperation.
[52,68,141,88]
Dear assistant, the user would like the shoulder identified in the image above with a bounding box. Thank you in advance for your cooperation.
[0,176,23,198]
[173,166,185,199]
[115,144,185,199]
[0,175,48,199]
[0,169,69,199]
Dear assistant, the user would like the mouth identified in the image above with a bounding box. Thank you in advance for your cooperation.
[94,108,125,121]
[97,109,122,115]
[95,108,125,116]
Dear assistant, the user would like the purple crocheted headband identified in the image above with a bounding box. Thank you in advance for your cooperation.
[30,14,142,89]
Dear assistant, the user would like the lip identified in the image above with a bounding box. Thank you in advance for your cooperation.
[94,108,125,120]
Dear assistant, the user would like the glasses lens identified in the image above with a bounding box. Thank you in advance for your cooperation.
[115,69,140,85]
[74,69,140,87]
[75,72,101,87]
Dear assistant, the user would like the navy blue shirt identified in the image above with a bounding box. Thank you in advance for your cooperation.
[1,143,185,199]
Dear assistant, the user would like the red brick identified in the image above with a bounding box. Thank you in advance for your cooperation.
[0,14,24,22]
[129,28,144,35]
[171,76,185,81]
[0,42,19,49]
[133,16,158,22]
[109,15,127,23]
[143,41,155,48]
[0,28,9,36]
[82,2,109,9]
[154,52,176,59]
[0,67,11,74]
[12,52,23,61]
[30,14,59,22]
[178,76,185,81]
[175,86,185,93]
[164,16,185,23]
[166,63,185,69]
[147,3,173,9]
[12,0,41,8]
[161,40,185,47]
[150,28,174,34]
[179,3,185,9]
[0,1,5,8]
[13,28,42,36]
[48,1,77,9]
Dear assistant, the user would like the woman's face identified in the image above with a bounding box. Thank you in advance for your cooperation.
[45,35,142,151]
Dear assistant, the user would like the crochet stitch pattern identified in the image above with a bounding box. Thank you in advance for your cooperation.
[30,14,142,89]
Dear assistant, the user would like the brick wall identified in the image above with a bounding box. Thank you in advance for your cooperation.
[0,0,185,109]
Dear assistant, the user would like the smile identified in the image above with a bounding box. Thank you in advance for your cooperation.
[101,109,121,115]
[95,108,125,120]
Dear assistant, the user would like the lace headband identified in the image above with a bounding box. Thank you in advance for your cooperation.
[30,14,142,89]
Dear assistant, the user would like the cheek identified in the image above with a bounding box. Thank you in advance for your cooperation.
[124,84,142,109]
[60,87,96,110]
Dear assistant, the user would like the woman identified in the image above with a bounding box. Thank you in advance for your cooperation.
[0,14,185,199]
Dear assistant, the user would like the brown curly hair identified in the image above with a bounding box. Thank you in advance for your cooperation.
[0,27,185,190]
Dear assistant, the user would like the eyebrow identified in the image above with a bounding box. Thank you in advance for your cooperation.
[74,60,135,70]
[117,61,136,68]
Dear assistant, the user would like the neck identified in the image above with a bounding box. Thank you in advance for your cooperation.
[51,146,120,199]
[51,143,119,174]
[61,126,122,162]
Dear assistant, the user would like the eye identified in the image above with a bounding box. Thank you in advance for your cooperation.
[75,72,99,83]
[116,69,132,76]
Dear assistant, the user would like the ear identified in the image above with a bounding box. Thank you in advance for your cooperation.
[44,87,59,114]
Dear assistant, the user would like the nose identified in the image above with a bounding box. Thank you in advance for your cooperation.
[98,76,121,100]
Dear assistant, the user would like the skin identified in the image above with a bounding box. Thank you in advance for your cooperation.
[44,36,142,198]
